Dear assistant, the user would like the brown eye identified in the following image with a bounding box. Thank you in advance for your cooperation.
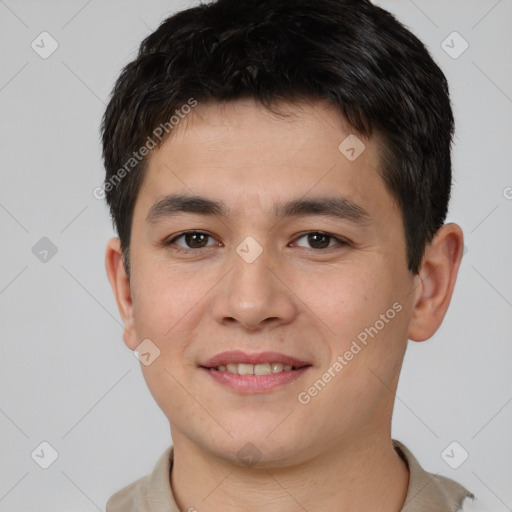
[184,232,209,248]
[294,232,347,250]
[168,231,218,250]
[307,233,330,249]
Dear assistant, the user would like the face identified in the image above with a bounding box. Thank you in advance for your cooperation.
[114,98,421,467]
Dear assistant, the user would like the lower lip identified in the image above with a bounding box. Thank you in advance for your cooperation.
[201,366,311,393]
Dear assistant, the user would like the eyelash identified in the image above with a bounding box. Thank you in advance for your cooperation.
[165,230,349,253]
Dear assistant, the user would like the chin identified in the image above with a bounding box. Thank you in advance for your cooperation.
[210,427,307,467]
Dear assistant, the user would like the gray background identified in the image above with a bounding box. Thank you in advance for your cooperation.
[0,0,511,510]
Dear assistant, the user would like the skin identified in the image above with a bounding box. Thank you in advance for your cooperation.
[106,98,464,512]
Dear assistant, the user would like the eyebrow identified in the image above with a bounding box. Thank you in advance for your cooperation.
[146,193,371,225]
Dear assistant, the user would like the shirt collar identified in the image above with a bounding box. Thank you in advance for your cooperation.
[393,440,473,512]
[107,441,473,512]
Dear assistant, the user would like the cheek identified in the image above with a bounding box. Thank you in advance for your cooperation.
[291,263,397,346]
[130,260,208,339]
[295,266,409,426]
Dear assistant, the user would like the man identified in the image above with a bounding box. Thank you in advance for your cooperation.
[101,0,481,510]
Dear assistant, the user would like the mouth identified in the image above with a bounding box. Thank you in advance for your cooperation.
[199,351,312,393]
[207,362,303,375]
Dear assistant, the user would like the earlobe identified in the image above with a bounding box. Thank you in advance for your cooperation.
[408,223,464,342]
[105,238,138,350]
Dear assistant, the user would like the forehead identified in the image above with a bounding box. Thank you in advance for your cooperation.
[135,98,395,223]
[156,98,362,165]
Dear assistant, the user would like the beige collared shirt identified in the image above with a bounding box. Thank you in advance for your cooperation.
[106,440,474,511]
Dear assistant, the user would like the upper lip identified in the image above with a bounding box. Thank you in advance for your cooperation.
[201,351,311,368]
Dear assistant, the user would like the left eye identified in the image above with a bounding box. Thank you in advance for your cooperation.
[168,231,218,249]
[294,232,346,249]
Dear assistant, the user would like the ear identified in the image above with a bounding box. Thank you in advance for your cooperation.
[105,238,138,350]
[408,223,464,342]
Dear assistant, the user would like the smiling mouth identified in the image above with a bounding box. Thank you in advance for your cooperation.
[199,351,312,392]
[200,363,312,393]
[207,362,309,375]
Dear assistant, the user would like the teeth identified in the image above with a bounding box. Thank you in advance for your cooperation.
[271,363,284,373]
[255,363,271,375]
[215,363,296,374]
[238,363,254,375]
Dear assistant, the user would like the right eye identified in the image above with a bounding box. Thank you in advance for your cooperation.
[166,231,221,251]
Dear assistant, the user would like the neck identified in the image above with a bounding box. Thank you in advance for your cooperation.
[170,432,409,512]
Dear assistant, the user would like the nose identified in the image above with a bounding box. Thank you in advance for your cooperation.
[211,243,298,331]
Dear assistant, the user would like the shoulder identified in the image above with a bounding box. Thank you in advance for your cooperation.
[394,441,497,512]
[393,440,474,512]
[458,496,496,512]
[106,475,150,511]
[105,446,175,512]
